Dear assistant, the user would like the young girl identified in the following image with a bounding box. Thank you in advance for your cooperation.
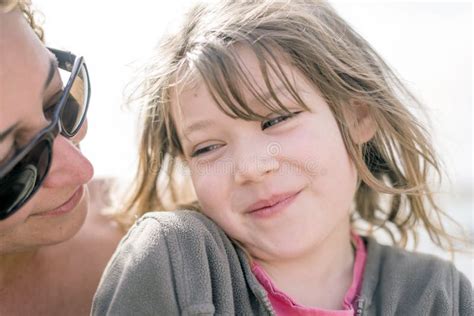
[93,1,472,315]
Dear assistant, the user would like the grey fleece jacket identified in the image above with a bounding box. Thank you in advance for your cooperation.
[92,211,473,316]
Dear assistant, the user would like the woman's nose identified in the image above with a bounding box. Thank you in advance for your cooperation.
[41,135,94,188]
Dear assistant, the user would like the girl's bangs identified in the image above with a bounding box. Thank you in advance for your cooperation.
[178,41,310,122]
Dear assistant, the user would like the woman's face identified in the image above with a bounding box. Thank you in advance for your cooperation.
[0,10,94,254]
[172,46,359,263]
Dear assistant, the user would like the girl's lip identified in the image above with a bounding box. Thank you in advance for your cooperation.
[246,189,302,213]
[247,189,302,218]
[33,186,84,217]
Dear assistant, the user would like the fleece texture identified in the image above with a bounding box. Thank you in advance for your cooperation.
[92,211,473,316]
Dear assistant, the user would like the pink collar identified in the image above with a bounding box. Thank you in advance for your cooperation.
[252,233,367,316]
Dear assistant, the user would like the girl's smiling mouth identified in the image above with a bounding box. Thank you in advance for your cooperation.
[245,189,302,218]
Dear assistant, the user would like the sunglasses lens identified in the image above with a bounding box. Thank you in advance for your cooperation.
[0,139,52,219]
[60,63,89,135]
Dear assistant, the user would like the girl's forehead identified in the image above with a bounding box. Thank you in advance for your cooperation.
[172,46,312,115]
[170,77,223,140]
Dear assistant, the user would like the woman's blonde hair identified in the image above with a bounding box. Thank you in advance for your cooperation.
[0,0,44,41]
[118,0,468,253]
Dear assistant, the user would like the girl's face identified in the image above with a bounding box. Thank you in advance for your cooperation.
[173,47,358,262]
[0,10,94,253]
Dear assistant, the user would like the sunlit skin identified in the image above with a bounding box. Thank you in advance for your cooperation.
[0,9,122,315]
[0,8,93,255]
[172,46,375,309]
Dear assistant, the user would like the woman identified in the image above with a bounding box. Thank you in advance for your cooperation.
[0,1,122,314]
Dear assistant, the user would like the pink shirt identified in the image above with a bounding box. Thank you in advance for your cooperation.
[251,234,367,316]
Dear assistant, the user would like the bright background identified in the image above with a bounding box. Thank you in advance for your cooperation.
[34,0,472,280]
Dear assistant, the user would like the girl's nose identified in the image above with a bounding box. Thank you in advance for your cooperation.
[41,135,94,188]
[233,142,280,185]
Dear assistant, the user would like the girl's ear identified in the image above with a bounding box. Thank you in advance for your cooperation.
[344,100,377,144]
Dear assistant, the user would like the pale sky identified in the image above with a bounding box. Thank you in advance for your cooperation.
[33,0,473,280]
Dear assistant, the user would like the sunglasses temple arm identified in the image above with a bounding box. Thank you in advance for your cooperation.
[47,47,77,72]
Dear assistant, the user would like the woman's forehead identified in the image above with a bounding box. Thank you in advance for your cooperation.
[0,10,57,134]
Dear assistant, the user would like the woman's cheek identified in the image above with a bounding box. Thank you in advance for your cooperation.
[72,119,88,144]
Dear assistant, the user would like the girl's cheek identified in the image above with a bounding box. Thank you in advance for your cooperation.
[192,167,227,207]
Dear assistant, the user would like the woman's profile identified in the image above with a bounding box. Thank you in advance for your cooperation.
[0,1,123,314]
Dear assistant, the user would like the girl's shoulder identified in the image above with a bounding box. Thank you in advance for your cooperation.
[364,236,468,280]
[105,210,233,271]
[103,209,246,279]
[92,211,265,315]
[365,236,458,271]
[128,210,230,245]
[361,236,473,315]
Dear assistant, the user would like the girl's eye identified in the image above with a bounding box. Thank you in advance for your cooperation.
[191,144,222,157]
[261,111,302,130]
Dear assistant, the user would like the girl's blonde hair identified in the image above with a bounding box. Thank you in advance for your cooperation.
[0,0,44,41]
[118,0,467,252]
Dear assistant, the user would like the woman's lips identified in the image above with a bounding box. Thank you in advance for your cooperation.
[247,190,301,219]
[33,186,84,217]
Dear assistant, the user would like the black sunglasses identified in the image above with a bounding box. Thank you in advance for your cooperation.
[0,48,91,220]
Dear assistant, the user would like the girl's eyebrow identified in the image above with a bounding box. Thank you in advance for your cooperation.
[183,119,215,137]
[182,86,302,137]
[0,123,19,143]
[249,84,287,104]
[247,84,307,109]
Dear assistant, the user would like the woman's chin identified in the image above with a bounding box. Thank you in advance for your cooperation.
[34,194,90,247]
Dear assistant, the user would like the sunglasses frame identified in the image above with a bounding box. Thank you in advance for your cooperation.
[0,48,90,219]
